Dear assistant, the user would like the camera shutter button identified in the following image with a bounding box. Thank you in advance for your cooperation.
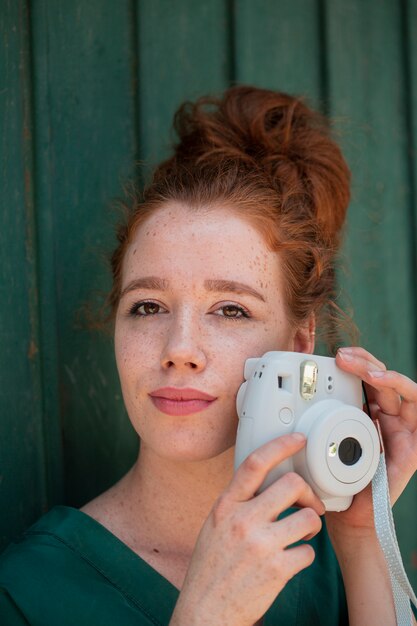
[279,407,293,424]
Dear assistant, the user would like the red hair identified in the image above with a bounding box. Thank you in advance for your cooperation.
[108,86,352,347]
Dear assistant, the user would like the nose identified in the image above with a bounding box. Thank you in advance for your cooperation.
[161,315,207,372]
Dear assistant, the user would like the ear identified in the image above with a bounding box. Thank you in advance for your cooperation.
[291,315,315,354]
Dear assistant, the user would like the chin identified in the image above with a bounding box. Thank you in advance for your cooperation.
[150,430,237,464]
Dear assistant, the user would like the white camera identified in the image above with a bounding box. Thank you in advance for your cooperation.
[234,352,381,511]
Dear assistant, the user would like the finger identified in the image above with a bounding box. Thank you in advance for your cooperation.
[366,369,417,403]
[274,507,322,547]
[336,348,387,381]
[364,380,401,417]
[255,472,325,521]
[279,544,315,581]
[230,433,306,502]
[366,370,417,427]
[367,401,391,423]
[337,346,386,371]
[336,349,401,416]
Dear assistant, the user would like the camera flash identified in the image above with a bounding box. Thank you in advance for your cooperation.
[300,360,318,400]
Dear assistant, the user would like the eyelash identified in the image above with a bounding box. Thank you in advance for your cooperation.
[128,300,166,317]
[127,300,251,320]
[214,303,251,320]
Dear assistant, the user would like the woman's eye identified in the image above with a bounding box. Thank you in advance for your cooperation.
[215,304,250,319]
[129,301,165,317]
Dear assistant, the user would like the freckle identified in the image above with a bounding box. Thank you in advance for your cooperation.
[153,548,160,553]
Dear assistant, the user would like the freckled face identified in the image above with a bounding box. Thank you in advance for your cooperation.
[115,203,298,462]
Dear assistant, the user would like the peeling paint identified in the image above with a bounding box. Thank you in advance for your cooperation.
[27,340,38,359]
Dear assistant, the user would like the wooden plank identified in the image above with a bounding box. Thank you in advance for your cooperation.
[325,0,417,588]
[138,0,230,167]
[405,0,417,316]
[394,0,417,586]
[325,0,414,376]
[31,0,139,506]
[0,0,47,548]
[234,0,323,104]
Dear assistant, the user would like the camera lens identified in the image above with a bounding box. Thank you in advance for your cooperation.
[338,437,362,466]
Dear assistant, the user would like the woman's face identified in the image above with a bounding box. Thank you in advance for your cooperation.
[115,203,312,463]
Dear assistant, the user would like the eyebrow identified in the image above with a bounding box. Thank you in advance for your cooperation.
[120,276,169,299]
[204,279,265,302]
[120,276,265,303]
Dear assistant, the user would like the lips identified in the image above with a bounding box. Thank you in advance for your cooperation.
[149,387,217,416]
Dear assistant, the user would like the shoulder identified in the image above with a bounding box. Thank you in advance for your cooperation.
[0,506,168,626]
[0,506,83,582]
[0,507,100,623]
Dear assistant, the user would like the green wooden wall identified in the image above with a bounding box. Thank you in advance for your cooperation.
[1,0,417,586]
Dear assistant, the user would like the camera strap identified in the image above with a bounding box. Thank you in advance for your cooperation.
[372,450,417,624]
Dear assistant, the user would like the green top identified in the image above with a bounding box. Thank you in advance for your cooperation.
[0,506,348,625]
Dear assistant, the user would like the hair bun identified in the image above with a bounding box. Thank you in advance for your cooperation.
[172,85,350,245]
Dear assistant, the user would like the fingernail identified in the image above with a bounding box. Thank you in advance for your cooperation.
[292,432,306,441]
[368,370,386,378]
[338,349,353,362]
[339,347,353,353]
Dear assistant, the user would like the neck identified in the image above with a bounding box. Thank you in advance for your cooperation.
[115,444,235,556]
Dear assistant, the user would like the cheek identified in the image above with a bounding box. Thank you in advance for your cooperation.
[231,319,292,357]
[115,324,151,385]
[116,320,160,359]
[231,329,291,392]
[212,321,290,389]
[114,325,126,376]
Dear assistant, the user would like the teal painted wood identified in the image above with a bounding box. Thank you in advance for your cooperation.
[0,0,48,544]
[30,0,140,507]
[396,0,417,586]
[325,0,415,377]
[405,0,417,310]
[325,0,417,587]
[234,0,323,104]
[138,0,230,168]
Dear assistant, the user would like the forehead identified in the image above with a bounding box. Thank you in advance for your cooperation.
[122,203,283,291]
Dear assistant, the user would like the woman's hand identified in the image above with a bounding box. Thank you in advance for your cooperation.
[169,433,324,626]
[323,346,417,625]
[326,346,417,539]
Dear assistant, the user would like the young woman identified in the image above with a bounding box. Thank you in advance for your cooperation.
[1,86,416,626]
